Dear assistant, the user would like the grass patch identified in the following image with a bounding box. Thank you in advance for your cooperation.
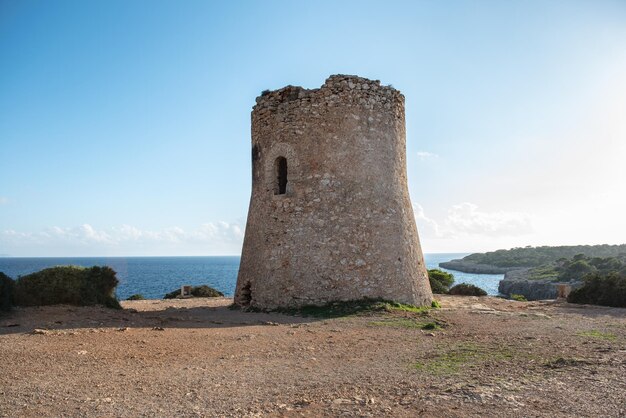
[414,342,514,375]
[260,298,431,319]
[575,330,617,341]
[528,265,560,281]
[383,301,431,314]
[510,294,528,302]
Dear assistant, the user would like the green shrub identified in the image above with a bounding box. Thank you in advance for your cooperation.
[0,272,15,312]
[449,283,487,296]
[164,288,182,299]
[510,294,528,302]
[561,260,595,281]
[126,294,145,301]
[428,269,454,294]
[14,266,121,309]
[164,285,224,299]
[567,273,626,308]
[431,300,441,308]
[191,285,224,298]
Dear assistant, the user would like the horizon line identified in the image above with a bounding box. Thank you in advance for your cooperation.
[0,252,473,258]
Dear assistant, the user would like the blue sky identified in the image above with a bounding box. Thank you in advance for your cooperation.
[1,0,625,256]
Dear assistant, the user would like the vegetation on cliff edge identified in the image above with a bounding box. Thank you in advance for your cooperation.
[461,244,626,268]
[164,285,224,299]
[449,283,488,297]
[0,272,15,312]
[428,269,454,294]
[12,266,121,309]
[525,254,626,282]
[567,272,626,308]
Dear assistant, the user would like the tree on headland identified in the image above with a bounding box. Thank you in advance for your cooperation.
[462,244,626,268]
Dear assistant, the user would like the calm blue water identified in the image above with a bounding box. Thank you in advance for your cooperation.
[0,253,502,299]
[424,253,503,295]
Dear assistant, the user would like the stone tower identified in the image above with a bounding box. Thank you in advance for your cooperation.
[234,75,432,309]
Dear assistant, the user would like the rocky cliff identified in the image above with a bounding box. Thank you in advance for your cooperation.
[498,268,582,301]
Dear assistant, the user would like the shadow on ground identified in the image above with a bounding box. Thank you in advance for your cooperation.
[0,298,317,335]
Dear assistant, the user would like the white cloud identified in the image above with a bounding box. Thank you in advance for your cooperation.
[413,202,533,239]
[416,151,439,161]
[0,197,8,205]
[0,221,245,256]
[444,202,532,237]
[412,203,442,238]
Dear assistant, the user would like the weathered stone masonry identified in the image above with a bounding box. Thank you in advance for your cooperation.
[234,75,433,309]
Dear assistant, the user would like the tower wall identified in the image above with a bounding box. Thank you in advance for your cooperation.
[235,75,432,309]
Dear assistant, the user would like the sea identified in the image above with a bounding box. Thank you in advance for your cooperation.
[0,253,503,300]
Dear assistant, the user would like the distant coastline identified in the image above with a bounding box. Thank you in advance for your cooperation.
[439,244,626,274]
[443,244,626,300]
[438,260,513,274]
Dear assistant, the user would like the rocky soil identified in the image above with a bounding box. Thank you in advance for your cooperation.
[1,296,625,417]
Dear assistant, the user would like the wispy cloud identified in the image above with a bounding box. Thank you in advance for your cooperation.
[416,151,439,161]
[0,222,245,256]
[0,197,8,205]
[413,202,532,239]
[412,203,442,237]
[444,202,532,237]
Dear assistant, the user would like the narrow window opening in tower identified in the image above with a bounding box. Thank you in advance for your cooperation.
[275,156,288,195]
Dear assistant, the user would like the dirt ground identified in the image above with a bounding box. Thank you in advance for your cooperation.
[1,295,625,417]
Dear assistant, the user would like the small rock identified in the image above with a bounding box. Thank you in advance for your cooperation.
[117,327,129,332]
[32,329,49,335]
[152,327,165,331]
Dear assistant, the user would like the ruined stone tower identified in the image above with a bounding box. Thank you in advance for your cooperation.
[234,75,432,309]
